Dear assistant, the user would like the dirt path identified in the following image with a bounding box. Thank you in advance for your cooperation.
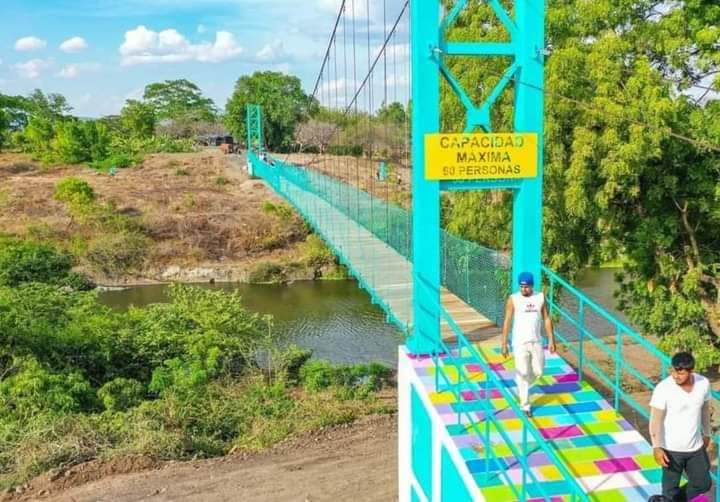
[16,415,398,502]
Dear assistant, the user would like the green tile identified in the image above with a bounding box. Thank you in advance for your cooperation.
[558,445,607,462]
[635,453,659,469]
[589,489,628,502]
[580,421,623,434]
[481,484,518,500]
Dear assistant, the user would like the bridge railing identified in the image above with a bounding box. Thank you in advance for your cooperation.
[543,266,720,499]
[415,277,589,501]
[264,156,508,326]
[250,152,411,331]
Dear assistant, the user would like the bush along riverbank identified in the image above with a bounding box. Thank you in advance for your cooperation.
[0,239,393,490]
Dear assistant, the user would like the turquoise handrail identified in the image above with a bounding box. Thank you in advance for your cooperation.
[416,276,589,501]
[543,266,720,500]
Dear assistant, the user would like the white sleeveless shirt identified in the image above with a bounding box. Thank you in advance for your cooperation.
[511,292,544,346]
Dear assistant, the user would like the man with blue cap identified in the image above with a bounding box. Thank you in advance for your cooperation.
[500,271,556,417]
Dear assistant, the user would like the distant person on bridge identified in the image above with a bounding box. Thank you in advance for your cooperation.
[500,271,556,417]
[649,351,712,502]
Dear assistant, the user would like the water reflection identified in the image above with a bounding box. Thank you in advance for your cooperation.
[98,281,405,366]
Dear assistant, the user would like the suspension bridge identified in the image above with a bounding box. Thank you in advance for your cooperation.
[245,1,719,500]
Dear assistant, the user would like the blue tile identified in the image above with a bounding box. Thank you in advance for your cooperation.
[564,401,601,413]
[466,457,507,473]
[538,382,582,394]
[570,434,615,447]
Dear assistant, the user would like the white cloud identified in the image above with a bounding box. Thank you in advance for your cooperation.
[119,25,244,65]
[14,59,52,79]
[197,24,207,34]
[60,37,89,53]
[14,36,47,52]
[256,41,290,62]
[57,62,100,78]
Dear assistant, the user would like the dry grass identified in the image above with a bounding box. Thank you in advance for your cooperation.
[0,150,308,280]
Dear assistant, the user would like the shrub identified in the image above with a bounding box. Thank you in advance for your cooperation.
[273,345,313,384]
[84,231,148,276]
[300,360,391,394]
[248,262,286,283]
[53,177,95,205]
[56,271,96,291]
[0,238,74,287]
[0,357,95,420]
[88,153,138,172]
[98,378,146,411]
[299,360,335,392]
[215,176,229,186]
[301,234,334,267]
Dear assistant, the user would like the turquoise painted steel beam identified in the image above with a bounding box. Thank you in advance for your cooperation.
[443,42,515,56]
[409,0,441,354]
[511,0,545,289]
[440,0,468,33]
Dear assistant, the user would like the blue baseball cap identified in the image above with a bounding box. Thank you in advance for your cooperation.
[518,272,534,286]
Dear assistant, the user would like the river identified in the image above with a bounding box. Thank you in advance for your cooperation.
[98,280,405,366]
[98,268,623,365]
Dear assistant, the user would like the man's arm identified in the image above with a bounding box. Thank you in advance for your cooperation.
[541,301,556,353]
[650,406,669,467]
[702,400,712,448]
[500,298,514,357]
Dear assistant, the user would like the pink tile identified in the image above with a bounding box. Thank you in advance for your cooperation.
[460,389,502,401]
[556,374,579,383]
[489,363,505,371]
[594,457,641,474]
[461,390,477,401]
[465,363,483,373]
[539,425,584,439]
[690,495,710,502]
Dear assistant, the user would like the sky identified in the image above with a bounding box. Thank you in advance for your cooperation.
[0,0,350,117]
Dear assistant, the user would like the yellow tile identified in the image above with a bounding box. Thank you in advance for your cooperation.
[530,416,556,428]
[468,372,487,382]
[499,418,523,430]
[595,409,620,421]
[569,461,602,477]
[538,465,563,481]
[535,394,576,406]
[429,391,456,404]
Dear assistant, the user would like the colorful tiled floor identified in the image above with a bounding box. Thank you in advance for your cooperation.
[408,341,662,501]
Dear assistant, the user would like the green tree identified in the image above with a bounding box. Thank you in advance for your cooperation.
[143,79,216,122]
[120,99,156,139]
[22,115,55,161]
[225,71,313,151]
[26,89,71,119]
[377,102,407,125]
[50,120,89,164]
[440,0,720,368]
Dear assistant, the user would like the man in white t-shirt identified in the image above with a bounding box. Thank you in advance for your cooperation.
[649,352,712,501]
[500,271,556,417]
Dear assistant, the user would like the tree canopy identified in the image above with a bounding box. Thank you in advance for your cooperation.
[225,71,315,151]
[143,79,217,122]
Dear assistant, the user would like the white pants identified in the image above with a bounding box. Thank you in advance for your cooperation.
[513,341,544,411]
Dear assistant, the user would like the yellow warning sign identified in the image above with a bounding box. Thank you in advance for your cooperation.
[424,132,538,180]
